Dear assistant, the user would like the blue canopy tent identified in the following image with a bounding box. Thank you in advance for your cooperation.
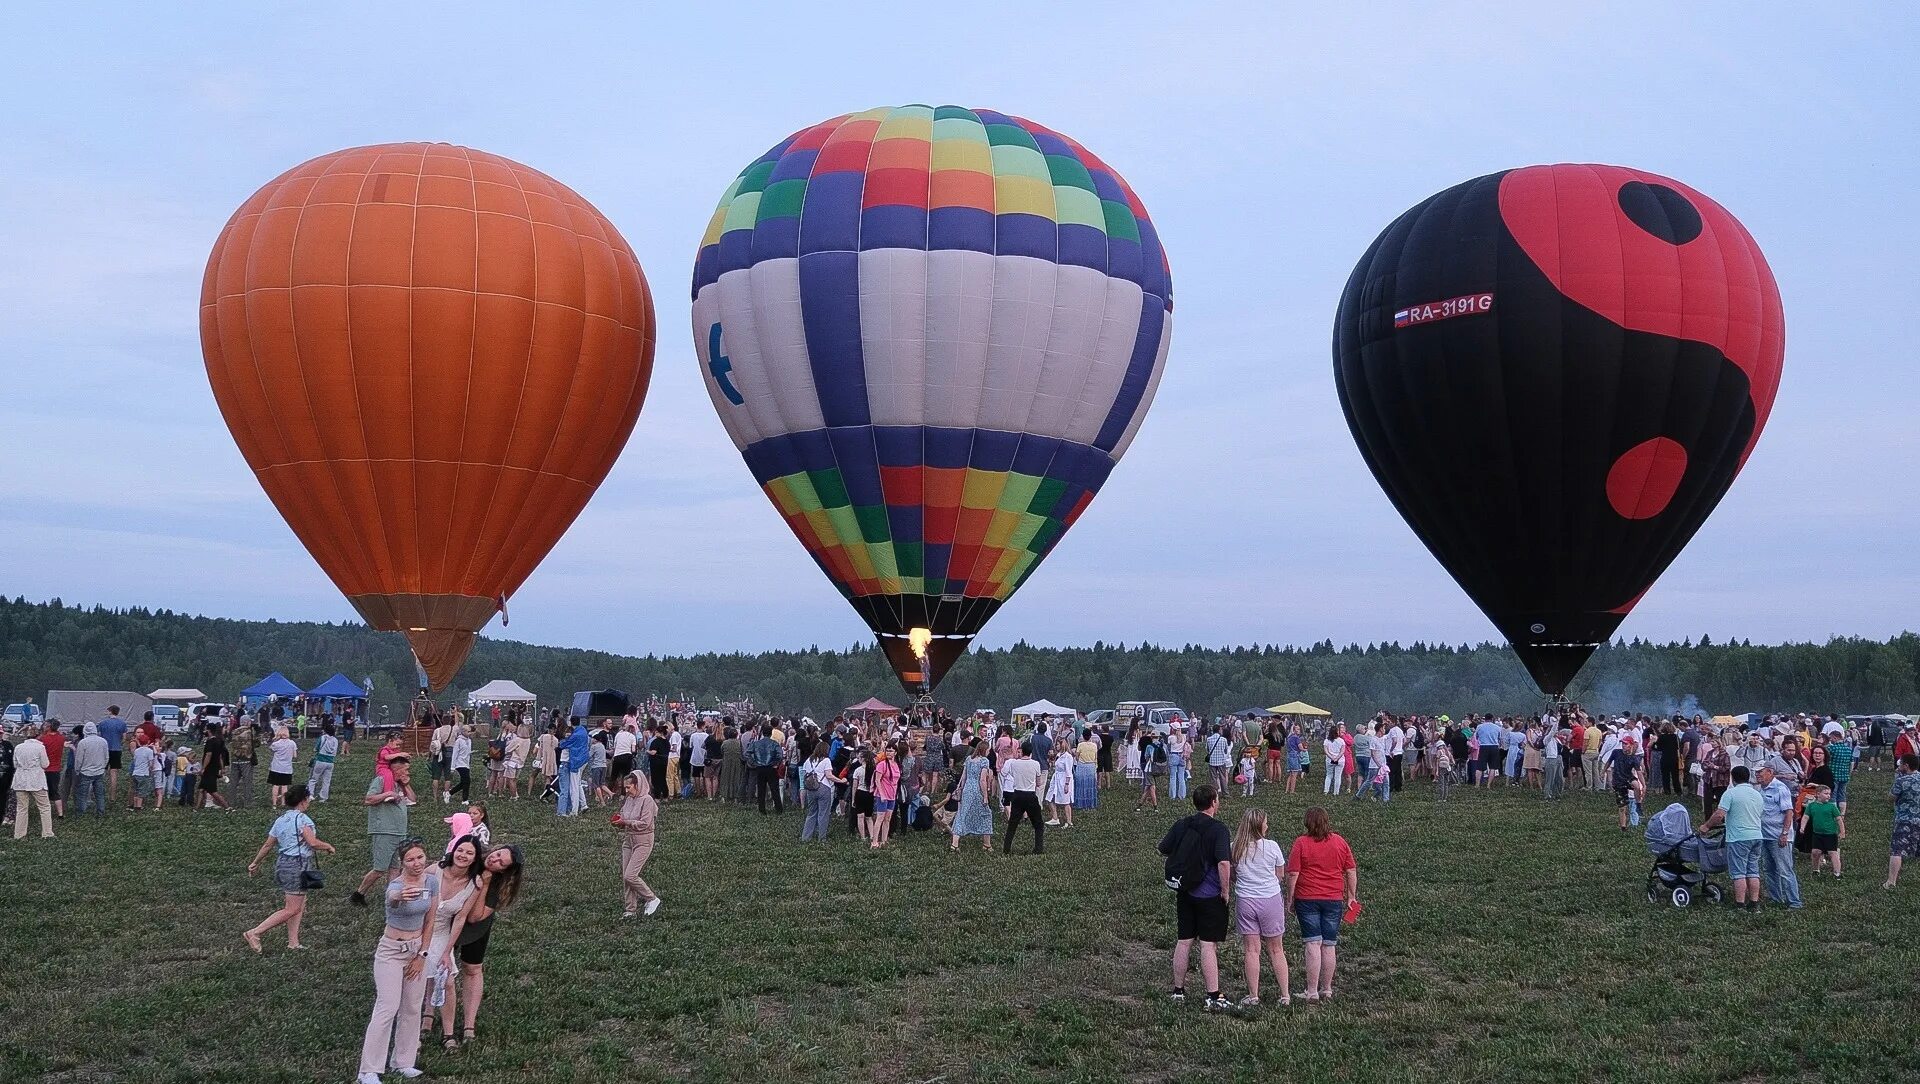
[307,673,364,699]
[242,671,304,706]
[306,672,368,714]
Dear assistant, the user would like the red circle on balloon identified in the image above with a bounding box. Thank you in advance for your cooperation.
[1605,437,1689,520]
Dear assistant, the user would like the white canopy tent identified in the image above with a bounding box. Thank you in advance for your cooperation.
[1013,698,1079,719]
[149,688,207,701]
[468,679,538,706]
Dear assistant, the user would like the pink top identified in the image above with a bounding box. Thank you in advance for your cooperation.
[873,758,901,801]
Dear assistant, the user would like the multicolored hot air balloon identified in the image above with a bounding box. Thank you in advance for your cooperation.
[201,143,655,690]
[1334,164,1784,694]
[692,106,1171,694]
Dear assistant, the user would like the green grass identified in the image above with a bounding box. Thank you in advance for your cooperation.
[2,758,1914,1084]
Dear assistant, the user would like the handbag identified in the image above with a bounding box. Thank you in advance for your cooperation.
[299,863,326,891]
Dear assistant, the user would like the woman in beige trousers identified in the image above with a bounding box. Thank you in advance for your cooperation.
[614,771,662,918]
[357,840,440,1084]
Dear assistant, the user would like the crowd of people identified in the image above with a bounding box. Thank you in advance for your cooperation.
[4,694,1917,1053]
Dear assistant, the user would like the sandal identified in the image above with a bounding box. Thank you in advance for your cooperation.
[461,1029,475,1046]
[443,1037,460,1051]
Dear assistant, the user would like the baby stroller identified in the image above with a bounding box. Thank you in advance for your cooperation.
[1643,802,1727,908]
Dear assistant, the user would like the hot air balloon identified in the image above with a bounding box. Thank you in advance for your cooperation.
[692,106,1171,694]
[201,143,655,690]
[1334,164,1783,695]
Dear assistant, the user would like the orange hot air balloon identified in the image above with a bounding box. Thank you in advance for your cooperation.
[200,143,655,689]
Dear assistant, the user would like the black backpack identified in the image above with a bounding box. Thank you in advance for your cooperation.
[1161,815,1216,892]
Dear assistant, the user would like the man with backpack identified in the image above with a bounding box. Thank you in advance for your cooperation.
[1157,783,1235,1012]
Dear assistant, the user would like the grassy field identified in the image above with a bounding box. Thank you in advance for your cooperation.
[2,756,1915,1084]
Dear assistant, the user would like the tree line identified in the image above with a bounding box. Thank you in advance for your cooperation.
[1,596,1914,723]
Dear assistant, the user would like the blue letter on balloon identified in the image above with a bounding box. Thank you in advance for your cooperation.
[708,323,743,406]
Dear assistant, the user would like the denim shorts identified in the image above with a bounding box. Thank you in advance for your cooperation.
[1726,839,1762,878]
[1293,898,1344,945]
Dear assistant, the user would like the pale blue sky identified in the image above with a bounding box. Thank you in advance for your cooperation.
[2,3,1914,657]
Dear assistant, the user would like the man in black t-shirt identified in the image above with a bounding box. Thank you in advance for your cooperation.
[199,725,232,810]
[1157,784,1235,1012]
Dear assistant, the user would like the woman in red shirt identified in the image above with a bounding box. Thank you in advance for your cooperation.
[1283,806,1358,1001]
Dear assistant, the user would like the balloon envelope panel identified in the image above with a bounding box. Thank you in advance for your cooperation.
[201,143,656,688]
[1333,164,1783,694]
[693,106,1171,691]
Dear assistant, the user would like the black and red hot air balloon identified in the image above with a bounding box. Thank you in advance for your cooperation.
[1334,164,1784,695]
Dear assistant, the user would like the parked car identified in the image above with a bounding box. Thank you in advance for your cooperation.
[1083,709,1115,728]
[3,703,43,729]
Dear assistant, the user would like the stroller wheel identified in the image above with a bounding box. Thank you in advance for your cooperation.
[1645,883,1661,905]
[1703,883,1724,905]
[1669,886,1692,909]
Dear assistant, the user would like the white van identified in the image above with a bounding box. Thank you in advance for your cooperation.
[1116,701,1191,736]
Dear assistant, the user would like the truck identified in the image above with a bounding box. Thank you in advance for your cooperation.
[1114,700,1191,736]
[45,690,152,728]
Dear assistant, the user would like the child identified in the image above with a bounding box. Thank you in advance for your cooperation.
[1368,749,1391,801]
[374,732,405,793]
[1238,748,1257,797]
[466,803,492,847]
[176,744,199,807]
[155,737,175,809]
[1800,785,1845,877]
[1432,739,1456,801]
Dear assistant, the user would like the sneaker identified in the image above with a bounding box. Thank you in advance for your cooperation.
[1239,995,1262,1008]
[1169,990,1186,1004]
[621,910,636,920]
[392,1068,424,1079]
[1203,994,1236,1012]
[359,1074,384,1084]
[1044,819,1061,827]
[643,897,662,917]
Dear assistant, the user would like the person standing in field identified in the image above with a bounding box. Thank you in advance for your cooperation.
[440,842,522,1047]
[244,784,336,953]
[309,721,340,802]
[267,726,297,809]
[1756,762,1803,910]
[1159,783,1234,1012]
[73,723,109,816]
[1001,740,1044,855]
[502,726,529,801]
[1884,754,1920,889]
[9,724,53,839]
[1800,785,1845,877]
[39,721,68,820]
[1231,807,1290,1008]
[97,705,128,806]
[1703,766,1765,912]
[129,732,158,811]
[449,724,473,805]
[950,740,996,853]
[1321,724,1346,795]
[1165,721,1190,802]
[351,753,414,908]
[228,719,258,809]
[1284,806,1357,1002]
[1606,736,1645,830]
[199,723,232,812]
[356,839,439,1084]
[612,771,661,918]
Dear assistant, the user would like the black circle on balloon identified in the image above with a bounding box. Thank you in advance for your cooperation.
[1617,181,1703,244]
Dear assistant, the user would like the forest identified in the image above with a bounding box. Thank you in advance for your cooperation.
[1,596,1914,722]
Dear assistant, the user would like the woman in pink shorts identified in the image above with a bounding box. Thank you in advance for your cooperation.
[1231,808,1291,1007]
